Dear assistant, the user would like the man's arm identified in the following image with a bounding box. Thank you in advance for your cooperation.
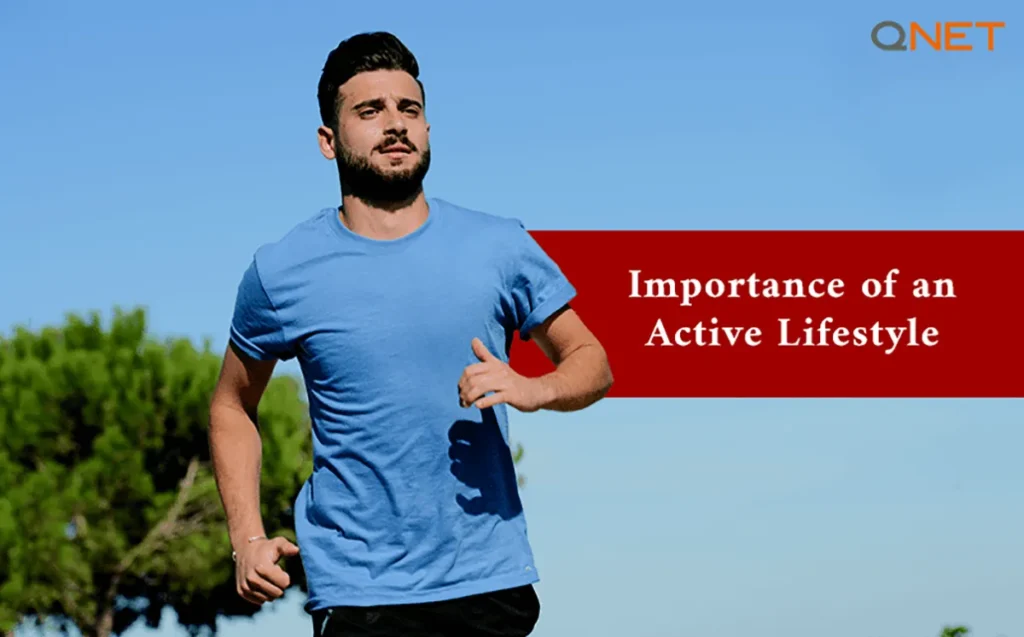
[214,257,299,605]
[459,219,611,413]
[459,305,612,413]
[208,341,277,554]
[526,305,612,412]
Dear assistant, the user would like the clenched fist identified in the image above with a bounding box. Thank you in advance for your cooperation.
[458,338,548,413]
[234,536,300,606]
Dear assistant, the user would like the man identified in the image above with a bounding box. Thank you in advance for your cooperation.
[208,31,612,637]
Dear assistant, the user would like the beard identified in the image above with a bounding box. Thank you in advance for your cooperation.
[335,135,431,204]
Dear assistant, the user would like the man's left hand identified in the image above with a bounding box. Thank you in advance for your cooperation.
[458,338,547,412]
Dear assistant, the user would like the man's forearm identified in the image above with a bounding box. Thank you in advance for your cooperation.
[209,403,267,551]
[532,342,613,412]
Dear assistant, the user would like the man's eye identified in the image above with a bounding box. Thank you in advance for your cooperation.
[359,109,377,117]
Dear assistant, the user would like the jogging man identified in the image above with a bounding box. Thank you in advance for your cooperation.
[209,31,613,636]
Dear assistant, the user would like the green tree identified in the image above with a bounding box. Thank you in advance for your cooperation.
[0,308,311,637]
[940,626,970,637]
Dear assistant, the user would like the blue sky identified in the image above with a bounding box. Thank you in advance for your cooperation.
[2,0,1022,636]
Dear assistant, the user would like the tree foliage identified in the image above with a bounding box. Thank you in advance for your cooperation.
[0,308,311,637]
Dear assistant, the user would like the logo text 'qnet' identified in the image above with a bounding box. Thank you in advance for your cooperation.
[871,21,1006,51]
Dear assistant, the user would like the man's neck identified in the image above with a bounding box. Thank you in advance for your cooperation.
[338,191,430,240]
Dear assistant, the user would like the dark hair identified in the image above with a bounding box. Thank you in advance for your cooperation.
[317,31,424,131]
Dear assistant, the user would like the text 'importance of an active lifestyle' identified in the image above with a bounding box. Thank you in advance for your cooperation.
[629,269,951,355]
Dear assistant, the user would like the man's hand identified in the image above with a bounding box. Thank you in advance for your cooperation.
[458,338,549,413]
[234,536,300,606]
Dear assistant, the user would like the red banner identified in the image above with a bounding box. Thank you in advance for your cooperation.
[509,231,1024,398]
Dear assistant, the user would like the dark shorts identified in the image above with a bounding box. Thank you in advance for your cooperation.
[311,584,541,637]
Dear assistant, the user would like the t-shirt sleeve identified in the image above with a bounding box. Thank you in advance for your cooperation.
[504,220,577,341]
[228,259,295,361]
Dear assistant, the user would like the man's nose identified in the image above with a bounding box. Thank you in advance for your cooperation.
[383,107,407,133]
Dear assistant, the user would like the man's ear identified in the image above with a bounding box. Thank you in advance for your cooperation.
[317,125,336,160]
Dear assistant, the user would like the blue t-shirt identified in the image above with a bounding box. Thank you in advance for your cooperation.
[228,197,576,611]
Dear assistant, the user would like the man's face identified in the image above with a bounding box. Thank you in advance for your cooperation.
[319,69,431,202]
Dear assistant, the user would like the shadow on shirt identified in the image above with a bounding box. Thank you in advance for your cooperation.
[447,407,524,520]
